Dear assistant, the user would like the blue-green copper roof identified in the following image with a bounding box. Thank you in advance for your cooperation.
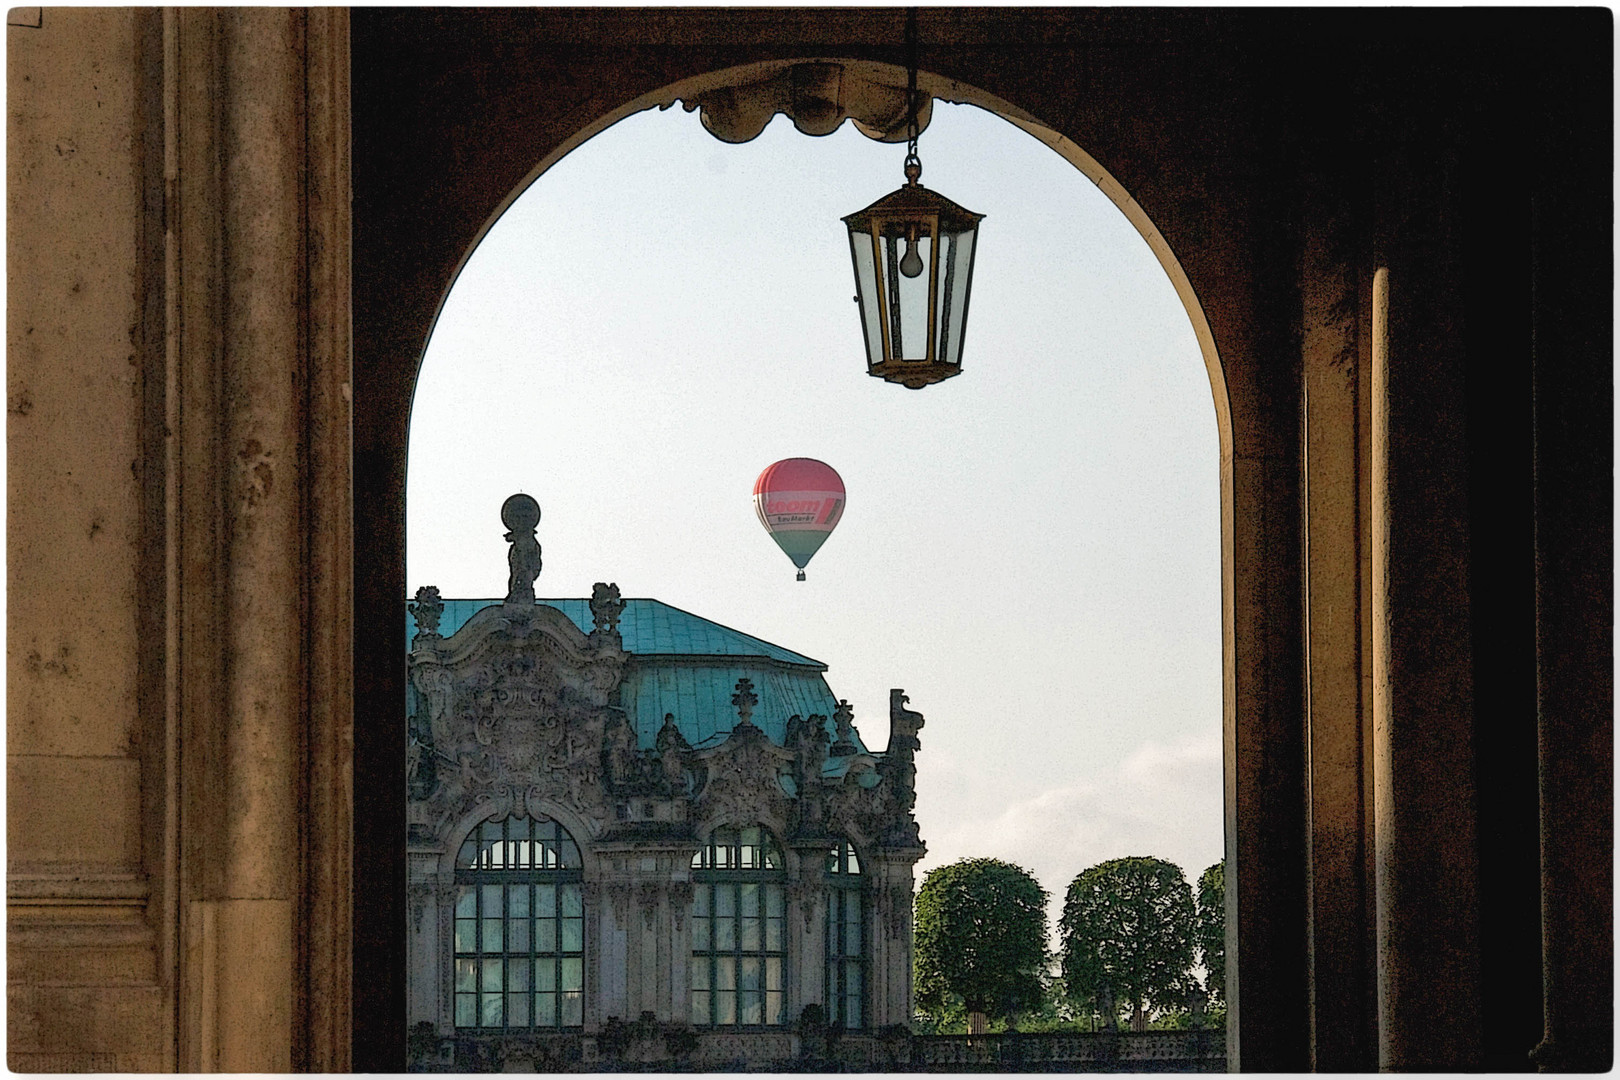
[407,598,867,755]
[408,598,826,667]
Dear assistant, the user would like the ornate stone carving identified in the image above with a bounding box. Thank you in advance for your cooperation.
[410,585,444,641]
[636,881,662,932]
[669,881,694,932]
[694,721,794,832]
[501,493,543,604]
[730,677,759,730]
[590,581,626,638]
[829,700,858,757]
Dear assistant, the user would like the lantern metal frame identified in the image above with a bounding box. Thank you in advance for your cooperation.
[843,178,983,389]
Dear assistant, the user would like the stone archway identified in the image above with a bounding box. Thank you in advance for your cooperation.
[352,15,1304,1071]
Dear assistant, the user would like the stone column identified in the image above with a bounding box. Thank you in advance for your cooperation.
[1529,52,1613,1071]
[1299,178,1376,1072]
[166,9,352,1071]
[1371,249,1483,1068]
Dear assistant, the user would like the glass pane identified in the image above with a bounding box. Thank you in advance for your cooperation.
[509,884,529,918]
[481,992,502,1028]
[741,991,762,1026]
[740,883,759,918]
[455,886,476,919]
[716,912,735,951]
[851,229,886,365]
[717,991,736,1026]
[691,990,709,1026]
[691,959,710,990]
[765,915,782,953]
[767,989,783,1026]
[940,228,976,367]
[482,918,502,952]
[828,847,840,875]
[766,957,782,993]
[694,887,710,918]
[716,956,736,991]
[536,992,557,1027]
[561,957,583,992]
[562,991,583,1027]
[847,848,861,875]
[482,958,502,992]
[509,958,530,992]
[847,984,862,1029]
[509,816,530,841]
[536,918,556,952]
[455,919,476,954]
[766,886,783,918]
[561,885,582,918]
[456,993,476,1027]
[693,915,710,951]
[561,918,582,953]
[509,917,529,953]
[763,840,781,870]
[845,913,861,957]
[537,883,556,917]
[560,840,581,868]
[742,917,760,952]
[691,849,705,869]
[508,992,529,1027]
[458,840,476,867]
[455,958,476,992]
[482,884,502,918]
[536,961,556,992]
[716,887,734,918]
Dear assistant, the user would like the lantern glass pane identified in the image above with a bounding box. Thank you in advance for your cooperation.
[938,227,977,368]
[881,231,935,363]
[849,230,885,366]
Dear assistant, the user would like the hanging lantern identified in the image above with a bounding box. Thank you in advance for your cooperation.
[842,14,983,390]
[843,161,983,389]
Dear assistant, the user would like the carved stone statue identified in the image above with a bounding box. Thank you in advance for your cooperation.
[409,585,444,642]
[590,581,626,637]
[829,699,858,756]
[501,493,542,604]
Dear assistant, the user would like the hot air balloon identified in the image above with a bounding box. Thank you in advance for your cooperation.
[754,458,845,581]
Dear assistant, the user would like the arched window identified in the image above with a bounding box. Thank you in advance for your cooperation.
[690,825,786,1027]
[453,814,584,1030]
[825,839,865,1029]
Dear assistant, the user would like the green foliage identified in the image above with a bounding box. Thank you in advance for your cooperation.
[1059,856,1196,1023]
[913,858,1049,1022]
[1194,861,1225,1003]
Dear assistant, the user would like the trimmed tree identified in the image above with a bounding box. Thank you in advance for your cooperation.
[914,858,1048,1026]
[1194,860,1225,1003]
[1059,857,1195,1030]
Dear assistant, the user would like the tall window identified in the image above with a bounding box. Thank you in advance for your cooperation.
[453,814,584,1030]
[825,839,865,1029]
[691,826,786,1027]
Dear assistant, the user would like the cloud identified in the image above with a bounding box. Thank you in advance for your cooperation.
[916,730,1223,923]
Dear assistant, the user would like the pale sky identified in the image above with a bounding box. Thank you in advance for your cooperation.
[406,101,1223,920]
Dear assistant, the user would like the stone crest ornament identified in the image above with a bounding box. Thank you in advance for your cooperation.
[501,493,543,604]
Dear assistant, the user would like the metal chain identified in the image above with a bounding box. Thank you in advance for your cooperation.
[904,7,921,176]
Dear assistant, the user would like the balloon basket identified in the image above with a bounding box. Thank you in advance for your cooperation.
[796,570,806,582]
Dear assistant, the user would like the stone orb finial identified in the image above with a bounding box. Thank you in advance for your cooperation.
[501,493,541,532]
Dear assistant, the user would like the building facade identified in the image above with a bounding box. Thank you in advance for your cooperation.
[403,503,925,1069]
